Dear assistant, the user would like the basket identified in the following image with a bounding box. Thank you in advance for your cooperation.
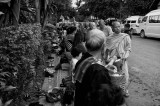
[110,73,126,86]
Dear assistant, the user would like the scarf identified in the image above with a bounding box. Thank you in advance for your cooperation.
[74,57,97,83]
[105,33,128,58]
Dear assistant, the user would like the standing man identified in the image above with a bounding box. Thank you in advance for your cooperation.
[99,19,113,37]
[104,21,131,97]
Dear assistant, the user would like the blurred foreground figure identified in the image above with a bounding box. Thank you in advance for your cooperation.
[74,29,125,106]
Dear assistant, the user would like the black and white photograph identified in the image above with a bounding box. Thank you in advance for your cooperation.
[0,0,160,106]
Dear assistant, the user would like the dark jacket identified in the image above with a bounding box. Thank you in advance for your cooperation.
[74,53,111,106]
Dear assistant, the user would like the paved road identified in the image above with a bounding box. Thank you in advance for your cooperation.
[126,35,160,106]
[129,35,160,75]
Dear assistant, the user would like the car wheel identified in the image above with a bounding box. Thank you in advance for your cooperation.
[140,30,146,38]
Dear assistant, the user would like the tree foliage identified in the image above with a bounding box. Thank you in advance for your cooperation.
[78,0,153,20]
[125,0,153,16]
[0,23,44,106]
[0,0,75,27]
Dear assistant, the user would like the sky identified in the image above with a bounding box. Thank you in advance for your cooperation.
[72,0,85,8]
[72,0,77,7]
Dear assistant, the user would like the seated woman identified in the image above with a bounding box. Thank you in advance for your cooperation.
[55,26,77,70]
[65,26,77,51]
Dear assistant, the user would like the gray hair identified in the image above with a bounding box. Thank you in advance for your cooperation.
[85,29,105,52]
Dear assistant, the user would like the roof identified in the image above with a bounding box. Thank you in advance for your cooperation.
[146,9,160,16]
[126,16,142,20]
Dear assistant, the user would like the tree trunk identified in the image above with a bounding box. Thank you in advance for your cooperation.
[35,0,40,23]
[12,0,21,25]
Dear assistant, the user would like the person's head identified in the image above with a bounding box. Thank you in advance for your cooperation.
[112,21,121,34]
[105,20,110,26]
[66,26,77,35]
[71,47,82,59]
[84,22,89,29]
[73,29,85,47]
[66,26,77,41]
[94,20,99,26]
[85,29,105,52]
[99,19,105,28]
[79,22,84,30]
[89,22,97,30]
[124,23,130,29]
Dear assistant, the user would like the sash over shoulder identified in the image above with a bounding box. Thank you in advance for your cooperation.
[74,57,97,83]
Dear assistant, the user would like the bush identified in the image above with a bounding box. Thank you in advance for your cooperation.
[0,23,45,106]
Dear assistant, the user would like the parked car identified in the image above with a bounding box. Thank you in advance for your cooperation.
[105,18,117,26]
[123,16,143,34]
[139,9,160,38]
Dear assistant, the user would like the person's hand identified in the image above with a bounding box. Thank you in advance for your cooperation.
[105,61,113,69]
[105,64,117,73]
[106,56,117,66]
[107,62,113,66]
[123,51,130,60]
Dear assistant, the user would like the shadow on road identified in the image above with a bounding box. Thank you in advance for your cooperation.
[145,37,160,41]
[132,35,160,41]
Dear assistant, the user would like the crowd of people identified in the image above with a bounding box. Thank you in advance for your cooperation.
[40,19,132,106]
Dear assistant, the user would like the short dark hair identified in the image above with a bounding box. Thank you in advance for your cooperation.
[66,26,77,35]
[125,23,130,28]
[71,47,81,58]
[73,30,85,47]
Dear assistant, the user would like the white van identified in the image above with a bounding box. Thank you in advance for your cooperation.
[123,16,142,34]
[139,9,160,38]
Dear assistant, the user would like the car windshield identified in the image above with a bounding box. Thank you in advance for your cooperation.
[131,20,136,23]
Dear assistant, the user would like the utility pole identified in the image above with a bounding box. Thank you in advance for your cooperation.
[120,0,126,20]
[120,0,122,19]
[35,0,40,23]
